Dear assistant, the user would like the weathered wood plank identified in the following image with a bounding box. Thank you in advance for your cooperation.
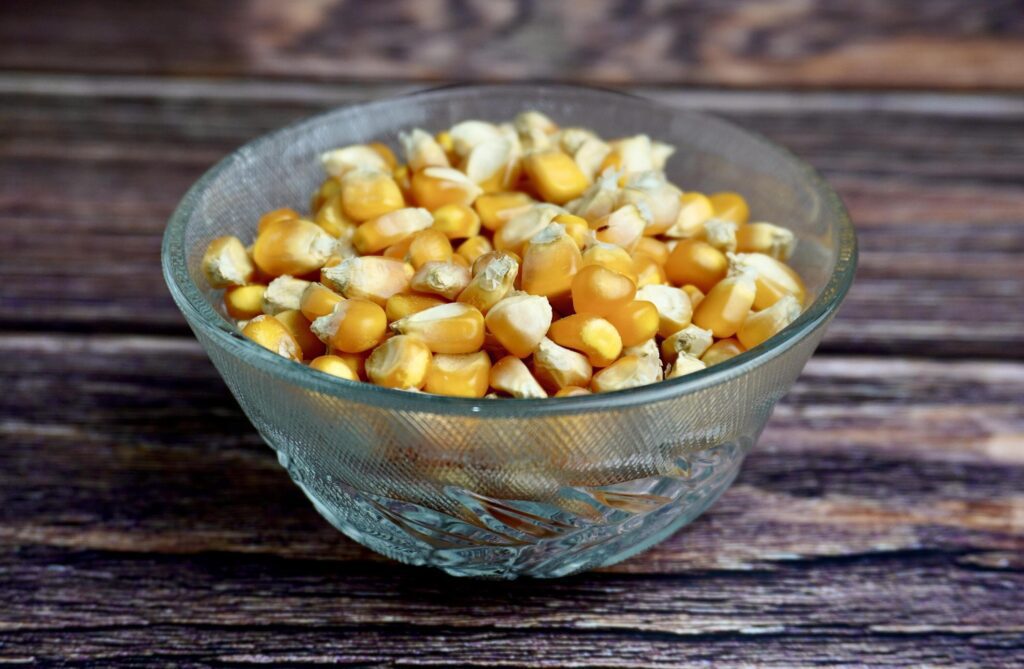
[2,81,1022,356]
[2,0,1024,90]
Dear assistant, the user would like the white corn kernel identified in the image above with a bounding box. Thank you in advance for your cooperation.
[623,338,664,382]
[400,128,450,171]
[701,218,739,253]
[490,355,548,398]
[660,324,714,362]
[410,261,472,300]
[532,337,593,391]
[665,354,707,379]
[320,144,389,177]
[262,275,311,315]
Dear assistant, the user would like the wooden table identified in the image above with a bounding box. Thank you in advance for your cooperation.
[2,2,1022,666]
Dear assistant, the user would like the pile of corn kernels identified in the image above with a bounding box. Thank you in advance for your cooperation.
[201,111,806,398]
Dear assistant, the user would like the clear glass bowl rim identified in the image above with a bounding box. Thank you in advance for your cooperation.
[161,83,857,417]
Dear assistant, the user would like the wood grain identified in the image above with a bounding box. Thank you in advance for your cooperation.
[2,0,1024,90]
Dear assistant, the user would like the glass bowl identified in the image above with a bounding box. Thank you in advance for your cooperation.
[162,84,856,579]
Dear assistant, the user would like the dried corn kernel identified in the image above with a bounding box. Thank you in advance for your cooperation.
[384,293,445,322]
[736,222,796,261]
[635,284,693,338]
[632,253,666,288]
[665,239,728,292]
[340,170,405,222]
[425,351,492,398]
[553,213,590,248]
[555,385,591,397]
[311,179,341,217]
[352,207,433,255]
[450,253,470,269]
[411,166,483,211]
[493,204,562,254]
[664,192,713,239]
[366,335,432,389]
[474,191,535,231]
[456,235,493,264]
[665,354,706,379]
[523,150,589,205]
[327,351,367,379]
[692,273,757,338]
[311,298,388,353]
[275,309,326,360]
[604,300,660,347]
[618,171,682,235]
[571,265,636,317]
[314,194,358,240]
[709,192,749,225]
[548,314,622,367]
[702,337,745,366]
[431,203,481,240]
[581,243,637,282]
[368,142,398,170]
[590,355,660,393]
[634,237,669,266]
[660,324,714,362]
[321,145,390,177]
[532,337,593,392]
[202,236,255,288]
[390,302,485,354]
[521,224,582,301]
[252,218,337,277]
[682,284,705,309]
[484,293,553,358]
[224,284,267,320]
[737,294,801,349]
[623,338,664,382]
[568,171,620,223]
[262,275,311,315]
[558,128,611,182]
[258,207,302,235]
[490,356,547,398]
[728,252,807,309]
[592,204,647,253]
[242,315,302,361]
[406,229,454,269]
[700,218,738,253]
[321,256,411,305]
[610,135,655,174]
[457,251,518,313]
[464,136,518,191]
[410,261,472,300]
[309,354,359,381]
[400,129,450,171]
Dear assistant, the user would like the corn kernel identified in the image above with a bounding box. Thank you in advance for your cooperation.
[258,207,302,235]
[474,191,535,231]
[581,243,638,282]
[523,150,589,205]
[368,142,398,170]
[559,129,611,182]
[692,273,757,338]
[410,261,471,300]
[665,354,706,379]
[592,204,646,253]
[553,213,590,248]
[463,136,518,192]
[456,235,493,264]
[351,207,432,255]
[682,284,705,309]
[709,191,750,225]
[399,129,450,171]
[382,235,415,261]
[321,256,411,305]
[664,192,714,238]
[532,337,593,392]
[702,337,745,366]
[634,284,693,338]
[736,222,796,261]
[450,252,470,269]
[632,253,666,287]
[457,251,518,313]
[321,145,390,178]
[609,135,655,174]
[493,204,562,254]
[728,252,807,309]
[664,239,728,292]
[262,275,311,315]
[484,293,553,358]
[521,224,582,301]
[309,354,360,381]
[617,171,682,235]
[568,171,619,223]
[604,300,660,347]
[311,298,388,353]
[623,338,664,382]
[411,166,483,211]
[275,309,326,360]
[384,293,446,322]
[634,237,669,266]
[590,354,660,393]
[406,229,454,269]
[242,315,302,361]
[489,356,547,398]
[366,335,432,389]
[390,302,485,354]
[571,265,636,317]
[202,235,255,288]
[431,203,481,240]
[310,179,342,216]
[548,314,622,367]
[435,130,456,158]
[737,294,802,349]
[340,169,405,222]
[252,218,337,277]
[299,283,344,321]
[700,218,738,253]
[448,120,503,157]
[327,351,367,379]
[314,194,358,239]
[554,385,591,397]
[425,351,491,398]
[393,164,412,199]
[660,324,714,362]
[224,284,267,320]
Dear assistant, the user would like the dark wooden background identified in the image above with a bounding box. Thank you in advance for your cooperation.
[2,1,1023,666]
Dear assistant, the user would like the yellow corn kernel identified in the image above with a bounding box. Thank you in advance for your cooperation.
[339,169,405,222]
[400,129,450,172]
[682,284,705,309]
[666,354,706,379]
[554,213,590,248]
[258,207,301,235]
[532,337,593,392]
[382,235,415,261]
[456,235,493,264]
[406,229,454,269]
[393,164,413,200]
[275,309,326,360]
[634,237,669,266]
[321,256,412,306]
[554,385,591,398]
[571,265,636,317]
[709,192,750,225]
[736,222,796,261]
[450,253,470,269]
[737,295,802,349]
[314,194,358,240]
[474,191,535,231]
[309,354,359,381]
[604,300,660,347]
[224,285,267,320]
[660,324,714,362]
[390,302,486,354]
[665,239,728,292]
[617,172,682,235]
[592,204,646,253]
[521,224,582,301]
[632,253,666,288]
[692,273,757,338]
[523,150,589,205]
[581,244,638,283]
[411,167,483,211]
[431,203,481,240]
[591,355,659,393]
[457,251,518,313]
[384,293,446,322]
[484,293,553,358]
[729,252,807,310]
[202,236,255,288]
[366,335,432,389]
[368,142,398,170]
[321,144,391,178]
[702,337,745,366]
[548,314,623,367]
[351,207,432,255]
[328,351,367,379]
[242,315,302,361]
[424,351,491,398]
[489,356,547,399]
[262,276,311,315]
[493,204,562,255]
[410,261,471,300]
[310,179,342,215]
[635,284,693,338]
[463,138,519,193]
[664,192,714,238]
[311,298,388,353]
[252,218,337,277]
[560,129,611,182]
[299,283,344,321]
